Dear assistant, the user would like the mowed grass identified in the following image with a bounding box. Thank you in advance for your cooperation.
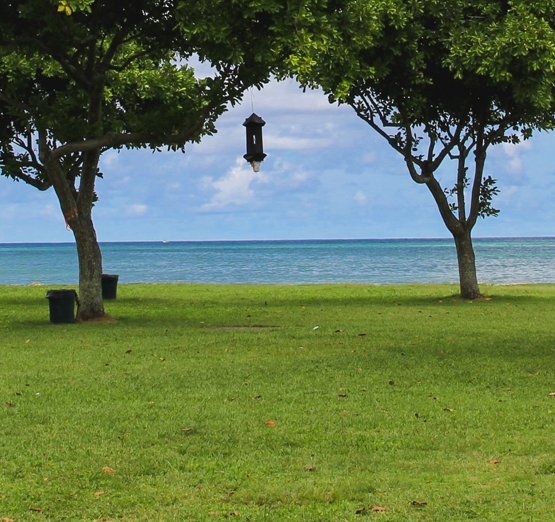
[1,283,555,521]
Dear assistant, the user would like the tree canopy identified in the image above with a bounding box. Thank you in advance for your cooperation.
[0,0,277,319]
[279,0,555,298]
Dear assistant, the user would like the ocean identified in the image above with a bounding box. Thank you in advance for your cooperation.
[1,237,554,286]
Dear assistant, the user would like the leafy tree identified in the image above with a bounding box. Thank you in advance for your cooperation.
[0,0,272,319]
[279,0,555,298]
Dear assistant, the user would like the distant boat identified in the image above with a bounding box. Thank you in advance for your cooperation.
[162,240,169,244]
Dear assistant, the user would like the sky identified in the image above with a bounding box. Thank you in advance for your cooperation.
[1,71,555,243]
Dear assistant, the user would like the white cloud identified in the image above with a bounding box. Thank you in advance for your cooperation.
[496,185,519,204]
[291,170,312,184]
[126,204,148,216]
[362,152,377,164]
[38,204,58,217]
[502,140,533,155]
[0,204,20,221]
[261,158,314,192]
[501,140,533,174]
[200,175,215,189]
[246,79,337,114]
[354,191,367,206]
[268,135,332,150]
[201,158,267,210]
[100,150,120,167]
[506,155,522,173]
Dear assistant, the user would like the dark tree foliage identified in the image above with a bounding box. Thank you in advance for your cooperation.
[279,0,555,298]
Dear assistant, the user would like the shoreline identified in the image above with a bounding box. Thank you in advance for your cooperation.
[4,281,555,288]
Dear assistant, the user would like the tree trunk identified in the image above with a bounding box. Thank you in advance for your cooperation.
[453,230,481,300]
[71,214,105,321]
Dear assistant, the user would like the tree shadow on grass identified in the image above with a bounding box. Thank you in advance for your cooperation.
[3,286,554,329]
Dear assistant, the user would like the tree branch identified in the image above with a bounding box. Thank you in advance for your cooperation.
[7,170,51,191]
[12,133,43,172]
[99,27,132,73]
[467,127,486,229]
[22,36,93,91]
[353,96,410,158]
[107,48,153,72]
[424,174,463,235]
[429,120,465,171]
[456,144,468,224]
[49,123,205,163]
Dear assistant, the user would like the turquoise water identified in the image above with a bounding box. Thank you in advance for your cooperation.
[1,237,554,285]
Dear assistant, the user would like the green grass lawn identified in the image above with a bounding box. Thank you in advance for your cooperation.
[1,283,555,521]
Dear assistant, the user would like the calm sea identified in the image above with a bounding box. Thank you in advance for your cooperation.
[1,238,554,286]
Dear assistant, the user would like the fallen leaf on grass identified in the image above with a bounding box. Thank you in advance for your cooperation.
[159,357,165,361]
[2,518,14,522]
[489,459,501,465]
[388,380,394,386]
[335,329,345,333]
[125,350,132,354]
[5,402,15,408]
[29,507,43,512]
[338,394,348,398]
[358,333,367,337]
[355,507,367,515]
[224,512,239,518]
[548,393,555,397]
[102,467,116,473]
[443,408,454,412]
[410,500,427,506]
[372,506,387,512]
[209,512,217,516]
[182,428,193,433]
[94,491,105,497]
[265,420,276,427]
[306,466,315,472]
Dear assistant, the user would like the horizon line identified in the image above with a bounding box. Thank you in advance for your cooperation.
[1,235,554,246]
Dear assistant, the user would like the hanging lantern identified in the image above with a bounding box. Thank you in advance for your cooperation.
[243,113,267,172]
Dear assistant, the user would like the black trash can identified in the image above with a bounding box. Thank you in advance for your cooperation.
[101,274,119,300]
[45,289,78,324]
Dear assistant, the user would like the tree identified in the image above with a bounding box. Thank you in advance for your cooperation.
[0,0,273,319]
[279,0,555,298]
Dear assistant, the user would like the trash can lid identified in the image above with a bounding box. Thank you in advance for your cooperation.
[46,289,78,299]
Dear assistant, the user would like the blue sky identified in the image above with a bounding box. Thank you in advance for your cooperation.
[1,76,555,243]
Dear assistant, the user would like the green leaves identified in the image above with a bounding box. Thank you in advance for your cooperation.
[0,0,281,192]
[478,176,500,219]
